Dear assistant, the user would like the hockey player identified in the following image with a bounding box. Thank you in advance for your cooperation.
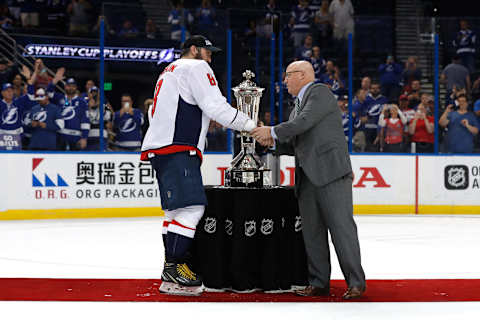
[48,77,90,150]
[141,35,256,295]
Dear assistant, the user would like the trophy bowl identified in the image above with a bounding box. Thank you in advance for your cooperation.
[224,70,271,188]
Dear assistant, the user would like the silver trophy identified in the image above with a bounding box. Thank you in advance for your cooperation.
[224,70,271,188]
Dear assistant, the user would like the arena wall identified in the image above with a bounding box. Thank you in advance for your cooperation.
[0,152,478,220]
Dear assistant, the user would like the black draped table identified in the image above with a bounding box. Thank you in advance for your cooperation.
[193,186,308,292]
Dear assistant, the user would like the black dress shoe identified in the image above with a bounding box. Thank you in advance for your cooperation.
[343,286,366,299]
[295,285,330,296]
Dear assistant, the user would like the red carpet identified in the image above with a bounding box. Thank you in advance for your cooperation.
[0,278,479,302]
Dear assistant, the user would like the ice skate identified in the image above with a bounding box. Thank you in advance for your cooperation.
[159,262,203,296]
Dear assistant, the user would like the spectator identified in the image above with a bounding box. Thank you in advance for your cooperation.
[398,93,415,152]
[360,76,371,93]
[409,103,434,153]
[439,94,479,153]
[168,0,193,41]
[86,86,113,151]
[313,0,331,49]
[338,94,360,141]
[445,85,467,108]
[6,1,20,22]
[441,55,471,97]
[118,19,139,38]
[403,79,422,109]
[0,83,23,140]
[415,93,431,112]
[351,88,367,152]
[48,76,90,150]
[11,74,25,99]
[379,104,407,153]
[309,46,326,80]
[402,56,422,88]
[329,0,354,53]
[265,0,279,34]
[378,54,402,102]
[67,0,91,36]
[113,93,144,151]
[92,15,115,37]
[289,0,312,48]
[244,19,256,41]
[295,34,314,60]
[32,59,53,89]
[0,4,14,29]
[195,0,216,39]
[19,0,41,28]
[145,18,157,40]
[28,88,64,151]
[80,79,95,103]
[141,98,152,140]
[17,61,41,148]
[452,19,476,74]
[474,98,480,120]
[0,58,17,86]
[319,60,344,99]
[398,94,415,123]
[364,82,387,151]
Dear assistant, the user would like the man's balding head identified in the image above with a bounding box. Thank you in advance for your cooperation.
[284,61,315,96]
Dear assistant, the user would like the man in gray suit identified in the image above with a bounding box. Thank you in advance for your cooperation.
[251,61,365,299]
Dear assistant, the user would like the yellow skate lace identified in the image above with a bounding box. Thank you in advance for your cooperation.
[177,263,197,280]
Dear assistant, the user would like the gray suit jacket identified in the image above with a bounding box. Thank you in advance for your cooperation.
[274,83,352,191]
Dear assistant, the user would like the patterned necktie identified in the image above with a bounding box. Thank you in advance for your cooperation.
[294,97,300,117]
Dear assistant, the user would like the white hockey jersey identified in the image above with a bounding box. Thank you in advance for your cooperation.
[141,58,253,161]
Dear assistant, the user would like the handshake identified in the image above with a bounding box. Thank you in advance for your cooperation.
[249,125,275,148]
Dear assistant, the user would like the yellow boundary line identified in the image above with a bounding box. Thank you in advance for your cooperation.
[0,207,164,220]
[1,205,479,220]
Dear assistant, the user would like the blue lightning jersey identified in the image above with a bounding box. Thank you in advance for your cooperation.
[0,85,36,135]
[48,85,90,142]
[28,103,64,150]
[364,93,387,130]
[113,109,144,150]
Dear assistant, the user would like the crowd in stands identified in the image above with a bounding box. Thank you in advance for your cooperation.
[2,0,480,153]
[0,58,149,151]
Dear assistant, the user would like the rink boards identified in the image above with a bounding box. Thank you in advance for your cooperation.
[0,152,479,219]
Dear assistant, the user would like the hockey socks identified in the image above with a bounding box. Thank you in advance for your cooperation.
[165,230,193,263]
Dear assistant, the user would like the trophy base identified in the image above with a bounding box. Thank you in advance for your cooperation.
[224,168,271,188]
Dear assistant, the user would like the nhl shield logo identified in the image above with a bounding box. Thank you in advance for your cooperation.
[244,220,256,237]
[204,217,217,234]
[294,216,302,232]
[225,219,233,236]
[444,165,469,190]
[261,219,274,235]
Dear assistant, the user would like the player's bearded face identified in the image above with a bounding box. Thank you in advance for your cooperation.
[197,47,212,63]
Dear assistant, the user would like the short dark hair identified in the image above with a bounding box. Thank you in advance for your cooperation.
[121,93,132,100]
[457,94,467,100]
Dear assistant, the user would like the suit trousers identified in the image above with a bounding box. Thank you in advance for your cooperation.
[297,168,365,289]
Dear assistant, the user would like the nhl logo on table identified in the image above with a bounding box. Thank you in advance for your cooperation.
[225,219,233,236]
[294,216,302,232]
[260,219,273,235]
[244,220,256,237]
[204,217,217,234]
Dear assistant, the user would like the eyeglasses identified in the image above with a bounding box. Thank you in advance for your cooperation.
[285,70,303,78]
